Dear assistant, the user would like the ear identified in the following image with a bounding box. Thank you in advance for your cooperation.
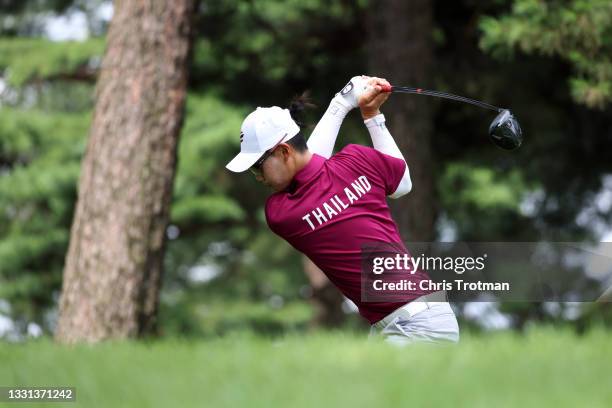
[277,143,292,162]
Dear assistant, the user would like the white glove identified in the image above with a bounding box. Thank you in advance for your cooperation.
[306,76,369,158]
[333,75,370,110]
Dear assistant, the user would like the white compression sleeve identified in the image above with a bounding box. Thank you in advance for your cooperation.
[306,96,352,159]
[364,113,412,198]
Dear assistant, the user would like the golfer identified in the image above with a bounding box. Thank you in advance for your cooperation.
[226,76,459,344]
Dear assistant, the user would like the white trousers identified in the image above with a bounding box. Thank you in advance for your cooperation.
[370,302,460,346]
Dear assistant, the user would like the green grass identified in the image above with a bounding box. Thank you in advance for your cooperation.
[1,328,611,408]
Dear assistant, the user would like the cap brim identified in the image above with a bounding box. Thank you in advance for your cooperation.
[225,151,265,173]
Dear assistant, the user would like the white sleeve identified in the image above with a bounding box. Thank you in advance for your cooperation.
[364,113,412,198]
[306,96,351,159]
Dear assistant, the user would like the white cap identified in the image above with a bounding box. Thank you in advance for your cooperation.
[226,106,301,173]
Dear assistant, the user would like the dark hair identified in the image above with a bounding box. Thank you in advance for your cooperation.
[287,92,315,153]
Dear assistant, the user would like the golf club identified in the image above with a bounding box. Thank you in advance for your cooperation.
[379,84,523,150]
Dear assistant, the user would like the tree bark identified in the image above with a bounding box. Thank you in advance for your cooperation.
[55,0,198,344]
[366,0,436,241]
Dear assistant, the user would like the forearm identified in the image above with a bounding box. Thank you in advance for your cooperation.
[364,113,412,197]
[306,96,351,159]
[364,113,404,158]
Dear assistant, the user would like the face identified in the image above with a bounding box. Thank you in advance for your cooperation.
[251,144,296,192]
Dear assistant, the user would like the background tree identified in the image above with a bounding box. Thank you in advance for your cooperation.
[55,0,198,343]
[366,0,436,241]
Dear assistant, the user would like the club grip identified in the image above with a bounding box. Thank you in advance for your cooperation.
[380,84,393,93]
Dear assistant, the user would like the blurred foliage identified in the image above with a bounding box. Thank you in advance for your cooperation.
[438,163,537,239]
[0,0,110,38]
[0,38,104,86]
[0,0,74,37]
[159,296,314,338]
[0,108,89,328]
[191,0,368,105]
[0,0,611,339]
[480,0,612,109]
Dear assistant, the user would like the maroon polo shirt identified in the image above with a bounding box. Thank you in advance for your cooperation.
[265,144,431,323]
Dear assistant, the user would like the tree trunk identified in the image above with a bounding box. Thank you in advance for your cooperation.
[55,0,198,344]
[366,0,436,241]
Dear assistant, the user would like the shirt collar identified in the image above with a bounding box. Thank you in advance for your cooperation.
[292,153,325,187]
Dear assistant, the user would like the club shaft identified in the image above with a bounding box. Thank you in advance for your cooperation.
[390,86,503,112]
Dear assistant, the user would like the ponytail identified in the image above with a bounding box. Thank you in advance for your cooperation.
[288,91,316,128]
[286,91,315,153]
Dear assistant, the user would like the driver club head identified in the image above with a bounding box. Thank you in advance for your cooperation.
[489,109,523,150]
